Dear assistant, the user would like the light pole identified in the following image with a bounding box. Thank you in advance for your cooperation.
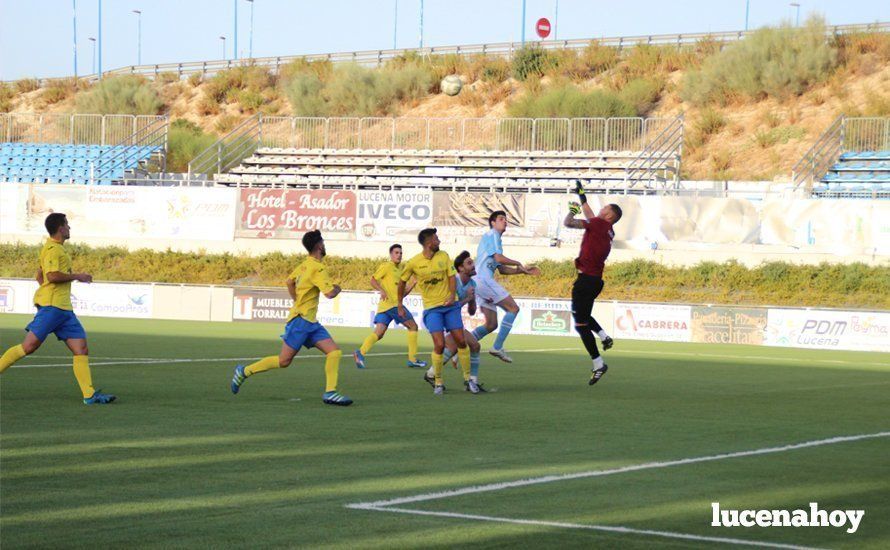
[97,0,102,80]
[419,0,424,49]
[393,0,398,50]
[233,0,238,60]
[220,36,227,60]
[132,9,142,65]
[246,0,254,59]
[554,0,559,40]
[520,0,526,46]
[745,0,750,31]
[89,37,96,74]
[72,0,78,78]
[790,2,801,26]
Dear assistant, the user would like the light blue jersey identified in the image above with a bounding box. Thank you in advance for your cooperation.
[475,229,503,281]
[456,276,477,302]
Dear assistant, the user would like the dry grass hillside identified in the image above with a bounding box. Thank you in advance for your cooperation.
[2,18,888,180]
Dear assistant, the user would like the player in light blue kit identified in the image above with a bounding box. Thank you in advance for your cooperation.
[472,210,540,363]
[438,251,487,392]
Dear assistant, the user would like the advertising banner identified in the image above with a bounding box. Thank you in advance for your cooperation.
[0,279,39,314]
[356,189,433,242]
[236,188,356,239]
[765,308,890,352]
[432,192,527,238]
[613,303,692,342]
[70,282,153,318]
[233,288,376,328]
[20,184,236,241]
[691,306,767,345]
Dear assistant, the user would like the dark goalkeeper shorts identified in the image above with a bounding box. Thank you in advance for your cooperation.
[571,273,604,325]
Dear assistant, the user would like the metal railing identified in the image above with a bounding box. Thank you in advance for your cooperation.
[188,115,263,181]
[89,116,169,184]
[8,22,887,85]
[791,116,890,190]
[624,115,685,188]
[218,115,672,154]
[0,113,166,145]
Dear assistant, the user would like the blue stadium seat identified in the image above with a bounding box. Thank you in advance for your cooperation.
[1,142,158,184]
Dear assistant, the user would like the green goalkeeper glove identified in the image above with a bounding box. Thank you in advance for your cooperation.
[568,202,581,215]
[574,180,587,204]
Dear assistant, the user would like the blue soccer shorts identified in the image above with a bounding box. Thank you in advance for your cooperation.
[25,306,87,342]
[422,304,463,333]
[373,306,414,327]
[281,316,332,350]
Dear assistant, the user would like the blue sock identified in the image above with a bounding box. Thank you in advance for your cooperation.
[472,325,491,342]
[470,351,480,378]
[493,311,516,350]
[442,348,454,362]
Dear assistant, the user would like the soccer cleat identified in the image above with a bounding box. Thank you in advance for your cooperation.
[323,391,353,406]
[83,389,116,405]
[489,348,513,363]
[353,350,366,369]
[465,380,488,393]
[231,364,247,394]
[589,364,609,386]
[423,372,436,387]
[465,379,480,394]
[433,384,445,396]
[601,336,614,351]
[406,359,428,368]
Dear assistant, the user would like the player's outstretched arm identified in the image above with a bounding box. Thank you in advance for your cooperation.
[564,202,586,229]
[573,180,595,220]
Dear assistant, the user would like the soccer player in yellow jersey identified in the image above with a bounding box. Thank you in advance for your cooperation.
[0,213,116,404]
[397,228,478,395]
[230,230,353,406]
[353,244,427,370]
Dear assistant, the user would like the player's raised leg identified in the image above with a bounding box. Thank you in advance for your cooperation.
[355,322,387,369]
[316,337,352,406]
[0,331,40,374]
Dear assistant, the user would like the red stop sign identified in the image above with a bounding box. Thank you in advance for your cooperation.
[536,18,551,39]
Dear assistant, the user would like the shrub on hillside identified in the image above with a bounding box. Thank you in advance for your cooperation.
[0,83,13,112]
[512,46,556,81]
[617,78,663,115]
[283,72,328,116]
[682,17,837,105]
[508,84,637,119]
[165,119,217,172]
[15,78,40,94]
[75,75,163,114]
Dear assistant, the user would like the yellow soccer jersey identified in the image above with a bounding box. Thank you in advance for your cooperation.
[33,238,74,310]
[400,250,455,310]
[373,261,405,313]
[286,256,335,324]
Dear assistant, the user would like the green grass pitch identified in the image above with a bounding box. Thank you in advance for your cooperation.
[1,314,888,548]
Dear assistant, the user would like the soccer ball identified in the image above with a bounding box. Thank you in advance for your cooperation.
[441,75,463,96]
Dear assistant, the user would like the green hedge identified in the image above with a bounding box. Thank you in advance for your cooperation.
[0,244,885,309]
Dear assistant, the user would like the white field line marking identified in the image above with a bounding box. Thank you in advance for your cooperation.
[12,348,577,369]
[608,348,890,368]
[366,506,822,550]
[346,432,890,509]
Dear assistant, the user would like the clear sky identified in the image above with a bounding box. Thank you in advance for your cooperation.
[1,0,887,80]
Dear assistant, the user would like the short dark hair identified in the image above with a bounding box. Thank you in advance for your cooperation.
[608,204,623,221]
[417,227,437,246]
[454,250,471,271]
[389,243,402,253]
[302,230,323,253]
[488,210,506,227]
[45,213,67,235]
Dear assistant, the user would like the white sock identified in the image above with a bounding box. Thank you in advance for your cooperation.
[426,366,435,378]
[470,375,478,383]
[597,330,609,340]
[592,356,604,370]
